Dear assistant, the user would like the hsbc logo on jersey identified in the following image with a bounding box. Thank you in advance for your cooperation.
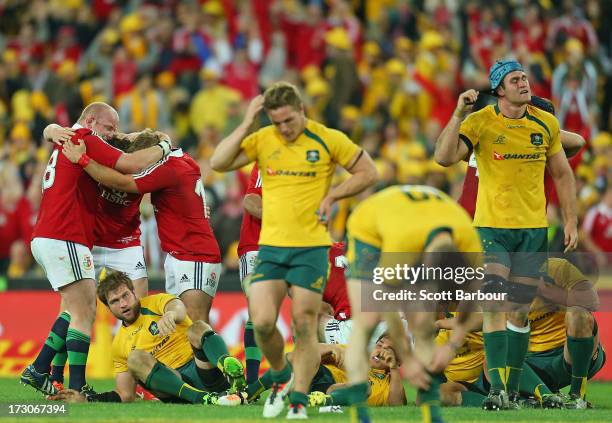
[493,151,542,161]
[101,188,132,206]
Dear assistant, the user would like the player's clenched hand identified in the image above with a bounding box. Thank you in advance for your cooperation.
[403,357,430,390]
[563,221,578,253]
[317,195,335,225]
[157,311,177,337]
[62,139,86,163]
[244,95,264,126]
[48,389,87,403]
[47,126,75,146]
[378,348,398,370]
[454,89,478,118]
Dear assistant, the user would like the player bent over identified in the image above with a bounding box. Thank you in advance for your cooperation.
[49,272,246,405]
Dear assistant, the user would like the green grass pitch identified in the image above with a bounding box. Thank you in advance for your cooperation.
[1,378,611,422]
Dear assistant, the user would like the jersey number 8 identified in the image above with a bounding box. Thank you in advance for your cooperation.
[42,149,59,191]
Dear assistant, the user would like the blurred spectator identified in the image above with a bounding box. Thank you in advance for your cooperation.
[119,72,170,133]
[581,183,612,267]
[547,0,598,58]
[190,68,241,135]
[552,38,598,140]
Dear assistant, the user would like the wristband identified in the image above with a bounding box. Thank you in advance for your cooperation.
[157,139,171,156]
[78,154,90,167]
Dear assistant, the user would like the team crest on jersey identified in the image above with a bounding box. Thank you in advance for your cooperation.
[306,150,320,163]
[530,133,543,146]
[493,135,506,144]
[311,276,324,290]
[206,272,217,287]
[82,255,93,270]
[149,321,160,336]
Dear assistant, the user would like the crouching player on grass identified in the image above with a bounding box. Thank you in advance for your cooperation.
[49,272,245,405]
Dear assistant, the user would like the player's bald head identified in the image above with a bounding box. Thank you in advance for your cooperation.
[78,102,119,123]
[78,102,119,140]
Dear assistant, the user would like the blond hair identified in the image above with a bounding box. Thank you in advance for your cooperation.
[263,81,303,111]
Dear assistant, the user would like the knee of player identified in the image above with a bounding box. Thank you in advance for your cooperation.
[127,349,154,374]
[565,308,594,335]
[252,315,278,337]
[188,320,212,346]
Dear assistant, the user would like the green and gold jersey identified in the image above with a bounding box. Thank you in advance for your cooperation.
[112,294,193,374]
[241,119,360,247]
[347,185,482,257]
[435,313,484,383]
[323,363,391,406]
[460,104,562,228]
[529,258,589,352]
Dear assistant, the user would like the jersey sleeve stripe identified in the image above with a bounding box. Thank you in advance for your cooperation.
[459,134,473,157]
[255,172,262,188]
[133,156,170,179]
[303,128,330,154]
[525,113,551,139]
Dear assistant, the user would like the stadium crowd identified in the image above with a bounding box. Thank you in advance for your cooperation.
[0,0,611,280]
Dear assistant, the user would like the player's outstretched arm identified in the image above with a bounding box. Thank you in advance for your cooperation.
[62,139,139,193]
[434,90,477,166]
[210,95,263,172]
[114,137,171,174]
[547,150,578,252]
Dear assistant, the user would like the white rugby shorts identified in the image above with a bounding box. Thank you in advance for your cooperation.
[92,245,147,281]
[164,254,222,298]
[31,237,95,291]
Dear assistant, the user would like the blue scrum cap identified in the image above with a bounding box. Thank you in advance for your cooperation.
[489,60,524,90]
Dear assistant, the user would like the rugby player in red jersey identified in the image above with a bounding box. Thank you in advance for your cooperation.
[21,103,173,396]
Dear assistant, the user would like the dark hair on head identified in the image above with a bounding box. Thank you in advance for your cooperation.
[107,135,132,152]
[263,81,303,111]
[376,332,390,343]
[97,271,134,306]
[126,129,164,153]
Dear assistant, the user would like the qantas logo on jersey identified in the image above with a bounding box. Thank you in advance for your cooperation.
[266,167,317,177]
[493,151,542,161]
[101,188,132,206]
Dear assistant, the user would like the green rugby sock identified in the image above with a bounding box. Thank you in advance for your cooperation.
[201,331,230,369]
[270,363,292,383]
[460,390,486,407]
[483,330,507,391]
[246,369,272,401]
[33,311,71,374]
[146,362,209,404]
[519,363,552,401]
[418,373,442,422]
[506,325,530,393]
[568,336,594,399]
[66,328,90,390]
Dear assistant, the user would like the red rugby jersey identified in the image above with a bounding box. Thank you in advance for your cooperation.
[32,128,122,248]
[323,242,351,320]
[237,164,262,257]
[94,188,143,248]
[133,149,220,262]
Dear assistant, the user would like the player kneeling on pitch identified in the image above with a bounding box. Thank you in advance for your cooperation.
[49,272,245,405]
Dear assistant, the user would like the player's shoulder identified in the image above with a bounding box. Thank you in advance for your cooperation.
[526,105,559,128]
[306,120,350,143]
[466,105,495,123]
